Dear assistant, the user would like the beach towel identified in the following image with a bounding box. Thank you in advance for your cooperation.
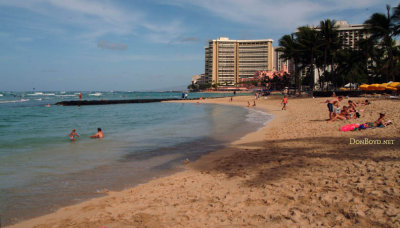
[340,123,359,132]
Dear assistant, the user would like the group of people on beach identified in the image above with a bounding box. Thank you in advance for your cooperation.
[324,96,392,128]
[324,96,362,122]
[68,128,104,141]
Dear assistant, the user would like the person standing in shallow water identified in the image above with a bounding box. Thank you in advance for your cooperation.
[69,129,80,141]
[90,128,104,139]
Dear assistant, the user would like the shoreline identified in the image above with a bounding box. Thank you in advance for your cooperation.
[6,95,273,227]
[7,95,400,227]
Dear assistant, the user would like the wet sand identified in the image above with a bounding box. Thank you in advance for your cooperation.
[8,95,400,227]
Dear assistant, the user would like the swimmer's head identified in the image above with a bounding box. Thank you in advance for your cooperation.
[98,128,102,132]
[72,129,76,132]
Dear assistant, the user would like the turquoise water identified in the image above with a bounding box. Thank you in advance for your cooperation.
[0,91,271,225]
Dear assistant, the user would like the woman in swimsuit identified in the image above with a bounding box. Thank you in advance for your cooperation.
[374,113,392,127]
[329,106,348,122]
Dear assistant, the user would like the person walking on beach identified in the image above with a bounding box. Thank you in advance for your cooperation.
[69,129,80,141]
[282,95,288,110]
[90,128,104,139]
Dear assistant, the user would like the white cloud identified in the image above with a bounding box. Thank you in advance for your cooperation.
[0,0,185,43]
[164,0,398,30]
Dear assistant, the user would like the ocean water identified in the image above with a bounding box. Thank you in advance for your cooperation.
[0,91,271,225]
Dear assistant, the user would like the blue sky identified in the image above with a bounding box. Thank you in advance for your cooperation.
[0,0,398,91]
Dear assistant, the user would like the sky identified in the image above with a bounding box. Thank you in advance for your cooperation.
[0,0,398,91]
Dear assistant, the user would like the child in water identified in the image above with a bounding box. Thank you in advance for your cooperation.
[69,129,80,141]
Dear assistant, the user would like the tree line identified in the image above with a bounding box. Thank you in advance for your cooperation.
[277,3,400,94]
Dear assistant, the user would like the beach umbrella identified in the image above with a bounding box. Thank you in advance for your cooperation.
[369,84,385,91]
[386,86,398,91]
[344,83,357,88]
[388,82,400,88]
[359,84,369,91]
[379,83,389,89]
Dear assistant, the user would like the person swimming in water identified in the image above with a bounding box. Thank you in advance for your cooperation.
[68,129,80,141]
[90,128,104,138]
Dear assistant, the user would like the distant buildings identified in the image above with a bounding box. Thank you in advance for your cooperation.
[273,47,289,71]
[191,74,205,85]
[303,20,369,88]
[204,37,273,86]
[334,20,369,49]
[200,20,368,89]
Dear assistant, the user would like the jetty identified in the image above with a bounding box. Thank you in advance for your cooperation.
[55,98,198,106]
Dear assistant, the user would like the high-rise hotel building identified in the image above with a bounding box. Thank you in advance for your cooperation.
[204,37,273,85]
[334,21,368,49]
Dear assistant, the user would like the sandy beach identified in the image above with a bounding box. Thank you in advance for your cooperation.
[7,95,400,228]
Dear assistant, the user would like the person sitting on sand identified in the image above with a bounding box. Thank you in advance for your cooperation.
[323,96,343,120]
[348,100,361,118]
[374,113,392,127]
[329,106,350,122]
[90,128,104,138]
[345,106,358,120]
[69,129,80,141]
[347,100,357,112]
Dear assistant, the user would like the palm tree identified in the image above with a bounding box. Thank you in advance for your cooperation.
[276,34,301,94]
[296,26,323,94]
[336,48,369,87]
[318,19,341,90]
[392,3,400,35]
[365,4,398,82]
[392,45,400,81]
[356,38,383,82]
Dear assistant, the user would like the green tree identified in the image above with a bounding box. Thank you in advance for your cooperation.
[318,19,341,90]
[335,49,369,87]
[277,34,301,94]
[296,26,323,94]
[365,4,399,82]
